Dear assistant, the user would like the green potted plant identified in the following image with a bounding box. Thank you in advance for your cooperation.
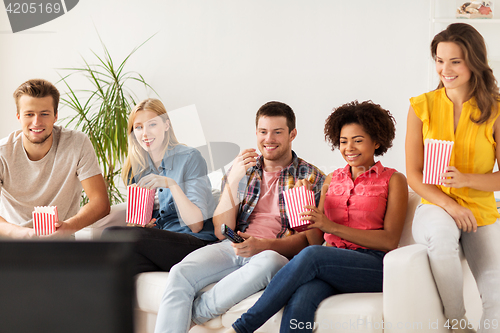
[58,37,156,205]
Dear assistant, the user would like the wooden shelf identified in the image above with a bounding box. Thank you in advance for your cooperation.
[433,18,500,23]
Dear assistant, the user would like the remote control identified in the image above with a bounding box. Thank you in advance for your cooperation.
[221,224,244,243]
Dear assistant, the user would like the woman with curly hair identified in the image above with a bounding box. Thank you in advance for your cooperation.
[225,100,408,333]
[406,23,500,332]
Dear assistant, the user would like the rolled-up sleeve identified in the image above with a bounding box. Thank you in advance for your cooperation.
[179,149,214,221]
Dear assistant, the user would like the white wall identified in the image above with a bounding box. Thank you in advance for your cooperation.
[0,1,454,176]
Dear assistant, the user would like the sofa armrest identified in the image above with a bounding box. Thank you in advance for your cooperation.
[383,244,448,333]
[75,203,127,240]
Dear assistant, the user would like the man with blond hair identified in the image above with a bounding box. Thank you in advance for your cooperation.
[0,78,110,238]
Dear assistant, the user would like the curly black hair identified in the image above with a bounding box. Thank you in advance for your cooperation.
[324,100,396,156]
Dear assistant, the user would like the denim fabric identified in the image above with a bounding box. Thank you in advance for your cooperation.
[132,144,217,241]
[232,245,385,333]
[153,240,289,333]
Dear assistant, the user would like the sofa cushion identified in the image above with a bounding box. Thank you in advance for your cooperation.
[135,272,224,329]
[398,191,420,247]
[135,271,384,332]
[221,290,281,331]
[136,272,170,313]
[314,293,383,333]
[221,291,383,333]
[136,272,383,332]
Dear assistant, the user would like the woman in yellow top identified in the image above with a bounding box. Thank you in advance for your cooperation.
[406,23,500,333]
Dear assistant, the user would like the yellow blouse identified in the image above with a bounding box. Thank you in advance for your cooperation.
[410,88,500,226]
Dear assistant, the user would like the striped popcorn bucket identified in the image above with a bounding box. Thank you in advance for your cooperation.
[32,206,58,236]
[423,139,454,185]
[283,186,316,232]
[126,185,156,226]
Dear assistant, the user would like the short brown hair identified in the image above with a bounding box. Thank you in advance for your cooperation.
[13,79,60,115]
[324,100,396,156]
[255,101,296,132]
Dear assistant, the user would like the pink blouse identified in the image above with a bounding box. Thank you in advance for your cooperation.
[323,162,396,250]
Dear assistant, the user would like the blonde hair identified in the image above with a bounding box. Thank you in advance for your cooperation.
[121,99,180,185]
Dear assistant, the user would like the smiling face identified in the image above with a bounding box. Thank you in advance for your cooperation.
[435,42,472,97]
[132,110,170,157]
[256,116,296,168]
[340,123,379,177]
[17,95,57,146]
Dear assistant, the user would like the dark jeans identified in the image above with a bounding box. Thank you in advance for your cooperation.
[232,245,386,333]
[102,226,214,276]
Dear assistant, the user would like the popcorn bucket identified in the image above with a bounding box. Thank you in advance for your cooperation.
[32,206,58,236]
[423,139,454,185]
[283,186,315,232]
[126,185,156,226]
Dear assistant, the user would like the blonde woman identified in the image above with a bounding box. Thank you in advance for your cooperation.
[105,98,217,275]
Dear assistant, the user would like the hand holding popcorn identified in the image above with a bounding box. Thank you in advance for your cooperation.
[127,185,156,226]
[283,186,316,232]
[32,206,58,236]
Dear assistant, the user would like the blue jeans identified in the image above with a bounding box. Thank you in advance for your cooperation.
[153,240,289,333]
[232,245,385,333]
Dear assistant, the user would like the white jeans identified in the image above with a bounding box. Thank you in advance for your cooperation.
[153,240,289,333]
[413,204,500,332]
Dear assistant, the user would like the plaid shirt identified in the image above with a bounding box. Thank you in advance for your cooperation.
[221,151,325,238]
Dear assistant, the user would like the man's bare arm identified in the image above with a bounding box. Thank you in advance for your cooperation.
[213,149,258,239]
[0,216,35,239]
[213,178,243,240]
[53,174,110,235]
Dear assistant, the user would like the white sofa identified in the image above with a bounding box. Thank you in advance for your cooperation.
[77,192,482,332]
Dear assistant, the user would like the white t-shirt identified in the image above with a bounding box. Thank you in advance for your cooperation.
[0,126,102,227]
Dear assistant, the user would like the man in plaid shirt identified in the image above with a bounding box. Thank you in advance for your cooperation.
[154,101,325,333]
